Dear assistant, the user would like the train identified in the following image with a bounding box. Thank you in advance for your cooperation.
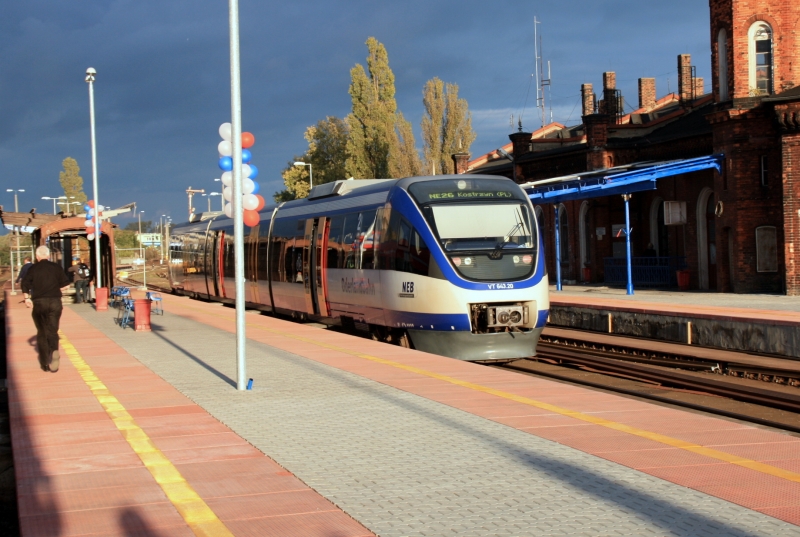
[167,174,549,361]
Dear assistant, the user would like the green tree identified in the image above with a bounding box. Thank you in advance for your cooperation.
[346,37,420,179]
[274,116,350,202]
[59,157,88,209]
[421,78,476,175]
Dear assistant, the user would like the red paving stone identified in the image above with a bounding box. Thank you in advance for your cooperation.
[4,291,375,537]
[161,293,800,526]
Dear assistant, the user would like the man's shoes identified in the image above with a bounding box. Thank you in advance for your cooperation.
[50,350,60,373]
[40,363,50,372]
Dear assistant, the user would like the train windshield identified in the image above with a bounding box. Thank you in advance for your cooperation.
[409,178,538,282]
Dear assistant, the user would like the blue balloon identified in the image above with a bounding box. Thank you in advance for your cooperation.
[241,149,252,163]
[218,156,233,171]
[251,181,260,195]
[83,204,91,212]
[248,164,259,179]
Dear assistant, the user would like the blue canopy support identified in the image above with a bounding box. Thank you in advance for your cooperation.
[522,154,724,293]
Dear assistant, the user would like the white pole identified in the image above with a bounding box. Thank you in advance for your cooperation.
[229,0,247,391]
[86,68,102,289]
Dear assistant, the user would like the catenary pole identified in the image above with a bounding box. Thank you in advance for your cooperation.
[86,68,102,289]
[554,204,562,291]
[228,0,247,390]
[623,194,634,295]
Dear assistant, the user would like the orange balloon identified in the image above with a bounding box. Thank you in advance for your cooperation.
[241,132,255,149]
[85,227,95,235]
[87,200,95,208]
[243,209,259,227]
[255,194,265,211]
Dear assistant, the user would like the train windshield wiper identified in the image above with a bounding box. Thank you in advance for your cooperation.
[489,208,525,260]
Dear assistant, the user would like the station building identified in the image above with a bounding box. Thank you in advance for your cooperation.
[462,0,800,294]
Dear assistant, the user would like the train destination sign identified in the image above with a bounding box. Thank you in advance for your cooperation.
[409,178,527,204]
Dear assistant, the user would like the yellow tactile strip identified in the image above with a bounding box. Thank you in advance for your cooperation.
[178,302,800,486]
[58,330,235,537]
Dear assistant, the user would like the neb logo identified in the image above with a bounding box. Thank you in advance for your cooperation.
[402,282,414,294]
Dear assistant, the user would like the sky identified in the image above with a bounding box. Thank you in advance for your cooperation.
[0,0,712,231]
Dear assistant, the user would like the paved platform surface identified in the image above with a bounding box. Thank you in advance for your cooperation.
[7,290,800,536]
[551,284,800,320]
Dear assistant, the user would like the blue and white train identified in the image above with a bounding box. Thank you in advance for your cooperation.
[167,175,549,361]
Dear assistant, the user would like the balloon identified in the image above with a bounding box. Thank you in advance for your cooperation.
[219,122,232,141]
[243,177,255,195]
[243,210,259,227]
[242,194,259,211]
[221,171,232,186]
[85,219,93,228]
[83,204,91,212]
[241,164,251,178]
[85,227,94,235]
[255,194,265,212]
[218,156,233,171]
[248,164,259,179]
[241,132,255,148]
[223,186,233,201]
[241,149,252,163]
[96,204,105,212]
[88,208,95,217]
[87,233,95,241]
[87,200,95,208]
[224,202,233,218]
[251,181,260,195]
[218,140,232,157]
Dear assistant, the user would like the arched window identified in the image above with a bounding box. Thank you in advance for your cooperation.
[717,29,729,100]
[749,23,773,95]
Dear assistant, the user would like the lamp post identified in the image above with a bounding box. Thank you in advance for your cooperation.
[208,192,222,212]
[42,196,67,214]
[6,188,24,295]
[63,201,82,215]
[137,210,147,290]
[214,178,225,210]
[186,187,204,218]
[293,161,313,190]
[85,66,103,290]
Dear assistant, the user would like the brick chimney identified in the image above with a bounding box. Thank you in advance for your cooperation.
[581,83,595,116]
[451,153,471,175]
[678,54,693,100]
[508,131,531,160]
[638,78,656,110]
[600,72,622,120]
[693,77,704,98]
[603,72,616,91]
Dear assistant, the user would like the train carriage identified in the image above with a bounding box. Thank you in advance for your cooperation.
[169,175,549,361]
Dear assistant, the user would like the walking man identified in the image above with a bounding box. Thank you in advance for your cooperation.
[68,258,91,304]
[21,246,71,373]
[15,256,32,285]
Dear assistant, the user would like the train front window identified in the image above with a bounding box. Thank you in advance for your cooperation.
[430,203,534,252]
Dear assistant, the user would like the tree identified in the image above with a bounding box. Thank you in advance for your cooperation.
[59,158,88,209]
[346,37,421,179]
[274,116,350,202]
[421,78,476,175]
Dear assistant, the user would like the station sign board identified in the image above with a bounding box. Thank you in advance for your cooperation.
[137,233,162,246]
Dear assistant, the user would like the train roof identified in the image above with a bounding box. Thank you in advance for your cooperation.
[173,174,512,231]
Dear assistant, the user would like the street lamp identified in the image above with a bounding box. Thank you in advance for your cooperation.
[208,192,222,212]
[137,210,147,290]
[85,66,104,292]
[214,178,225,210]
[63,201,82,215]
[294,161,313,189]
[6,188,24,295]
[42,195,67,214]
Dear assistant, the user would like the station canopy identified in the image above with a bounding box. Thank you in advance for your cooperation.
[519,154,724,204]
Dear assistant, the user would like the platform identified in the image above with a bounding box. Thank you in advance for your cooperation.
[549,285,800,359]
[6,290,800,536]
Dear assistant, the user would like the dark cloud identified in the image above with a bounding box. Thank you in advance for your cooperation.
[0,0,712,228]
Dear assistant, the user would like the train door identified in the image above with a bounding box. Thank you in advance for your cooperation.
[247,224,260,303]
[302,218,323,316]
[315,218,330,316]
[209,230,220,297]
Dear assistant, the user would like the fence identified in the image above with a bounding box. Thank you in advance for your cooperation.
[603,256,687,288]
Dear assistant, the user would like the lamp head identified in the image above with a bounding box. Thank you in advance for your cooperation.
[293,161,306,167]
[496,148,513,162]
[85,67,96,82]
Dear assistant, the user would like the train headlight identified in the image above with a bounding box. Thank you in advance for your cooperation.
[464,257,473,266]
[452,257,462,266]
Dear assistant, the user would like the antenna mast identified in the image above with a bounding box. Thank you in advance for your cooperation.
[534,17,552,129]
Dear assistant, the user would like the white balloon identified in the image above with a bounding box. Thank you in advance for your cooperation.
[223,186,233,201]
[85,220,93,228]
[218,140,232,157]
[242,194,259,211]
[243,177,255,195]
[224,202,233,218]
[87,233,95,241]
[221,171,232,186]
[241,164,252,178]
[219,122,232,141]
[88,208,95,216]
[96,204,105,212]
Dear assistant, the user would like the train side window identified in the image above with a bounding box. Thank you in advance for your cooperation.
[394,220,413,272]
[327,216,344,269]
[377,209,402,270]
[358,210,377,269]
[409,230,430,276]
[342,213,360,269]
